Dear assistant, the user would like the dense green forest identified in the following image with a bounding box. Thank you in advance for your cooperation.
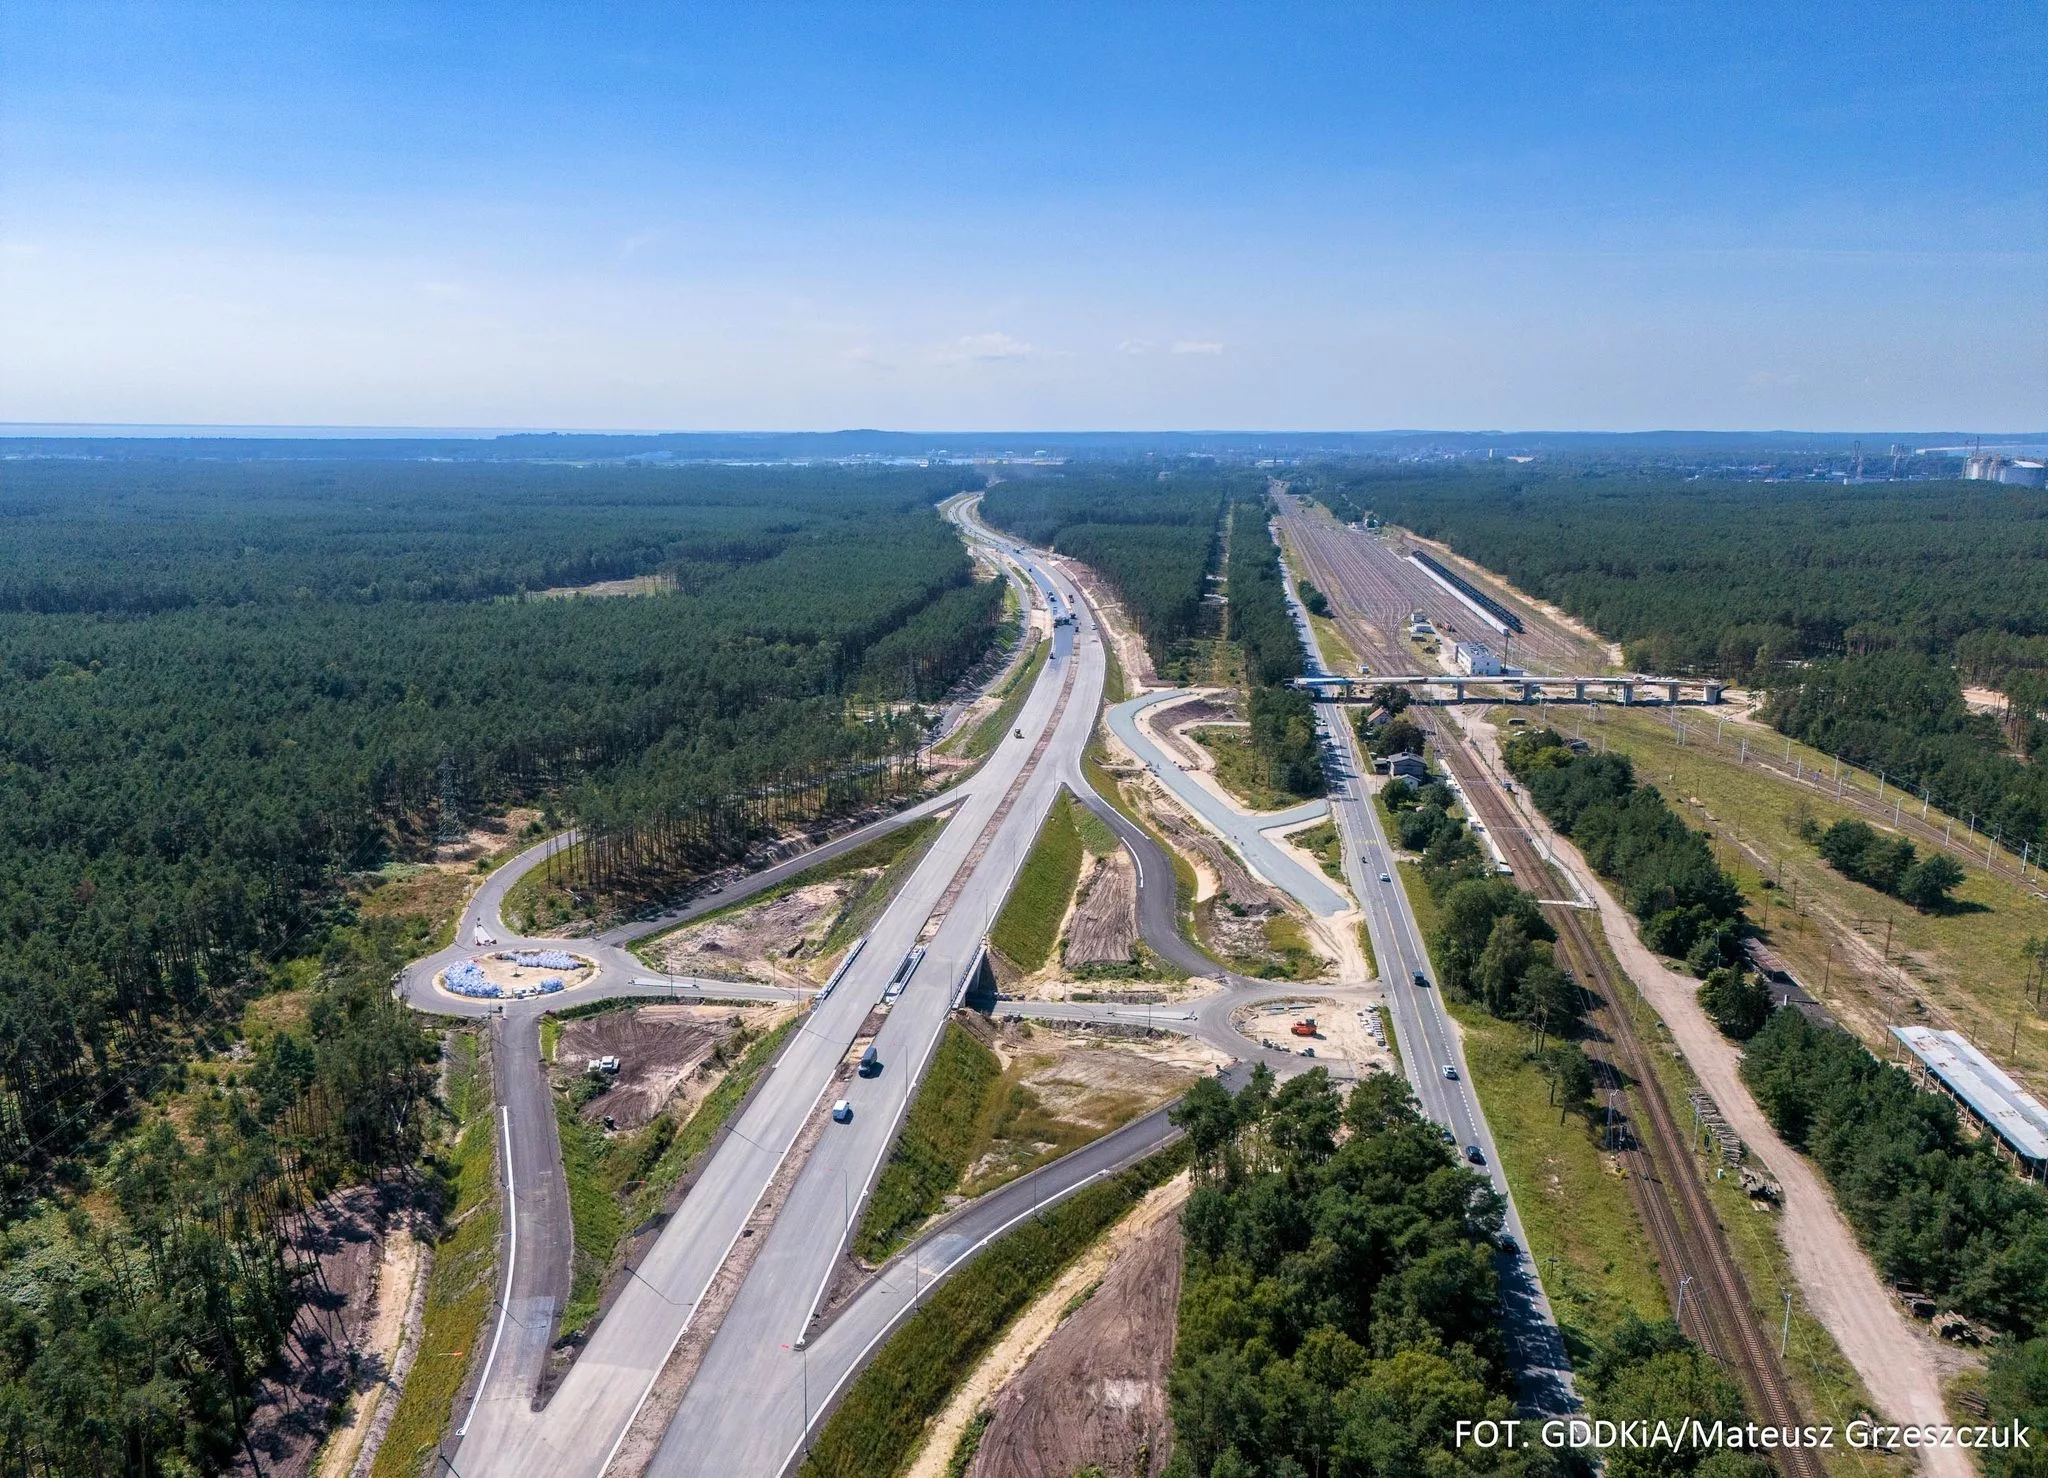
[0,460,1006,1472]
[1504,730,1746,973]
[1304,465,2048,854]
[1226,501,1322,797]
[978,468,1236,669]
[1164,1070,1757,1478]
[1742,1011,2048,1340]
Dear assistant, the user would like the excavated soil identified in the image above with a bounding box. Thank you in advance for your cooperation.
[644,880,850,986]
[1065,853,1139,967]
[555,1003,793,1130]
[967,1188,1186,1478]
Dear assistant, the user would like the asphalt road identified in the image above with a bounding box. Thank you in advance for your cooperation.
[1282,503,1578,1414]
[644,522,1108,1478]
[1104,690,1345,916]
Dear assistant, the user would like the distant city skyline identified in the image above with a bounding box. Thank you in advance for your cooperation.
[3,2,2042,431]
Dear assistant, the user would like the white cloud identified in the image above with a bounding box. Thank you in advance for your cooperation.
[1170,339,1225,355]
[1118,337,1156,355]
[618,229,661,262]
[938,331,1038,363]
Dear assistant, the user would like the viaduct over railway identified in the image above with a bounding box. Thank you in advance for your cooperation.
[1299,672,1726,706]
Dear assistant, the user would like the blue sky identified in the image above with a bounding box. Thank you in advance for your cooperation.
[3,2,2042,430]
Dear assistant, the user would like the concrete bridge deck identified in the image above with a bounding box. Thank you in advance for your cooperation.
[1299,672,1725,705]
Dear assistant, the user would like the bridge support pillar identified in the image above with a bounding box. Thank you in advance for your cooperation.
[1665,682,1681,705]
[1521,682,1537,704]
[1619,682,1634,706]
[1705,682,1724,704]
[1574,681,1587,701]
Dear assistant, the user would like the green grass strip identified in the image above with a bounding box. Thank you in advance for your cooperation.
[989,791,1085,971]
[818,818,945,960]
[556,1016,800,1337]
[800,1146,1186,1478]
[371,1034,499,1478]
[962,637,1048,759]
[854,1023,1002,1261]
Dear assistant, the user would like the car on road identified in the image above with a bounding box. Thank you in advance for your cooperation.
[858,1045,880,1076]
[1464,1144,1485,1164]
[1014,727,1024,739]
[831,1099,853,1123]
[1379,872,1391,883]
[1442,1064,1458,1080]
[1498,1234,1519,1255]
[1412,970,1430,988]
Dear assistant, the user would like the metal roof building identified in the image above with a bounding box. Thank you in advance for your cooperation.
[1890,1025,2048,1173]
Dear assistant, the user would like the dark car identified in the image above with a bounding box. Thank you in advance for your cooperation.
[1464,1144,1485,1165]
[1412,970,1430,989]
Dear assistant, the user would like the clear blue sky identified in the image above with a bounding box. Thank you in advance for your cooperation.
[3,1,2041,431]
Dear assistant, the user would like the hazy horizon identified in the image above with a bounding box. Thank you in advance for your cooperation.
[4,2,2041,431]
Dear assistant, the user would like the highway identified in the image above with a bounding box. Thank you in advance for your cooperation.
[1276,511,1578,1415]
[396,503,1074,1474]
[640,510,1111,1476]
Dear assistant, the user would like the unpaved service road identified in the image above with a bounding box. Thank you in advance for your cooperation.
[1452,712,1970,1478]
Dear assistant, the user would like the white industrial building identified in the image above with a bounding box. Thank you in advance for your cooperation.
[1453,641,1503,676]
[1964,454,2047,488]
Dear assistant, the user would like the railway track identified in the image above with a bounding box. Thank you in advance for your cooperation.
[1281,507,1824,1478]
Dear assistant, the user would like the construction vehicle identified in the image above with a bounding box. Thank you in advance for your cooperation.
[1290,1018,1318,1038]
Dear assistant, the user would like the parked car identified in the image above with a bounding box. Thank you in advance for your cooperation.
[831,1099,853,1123]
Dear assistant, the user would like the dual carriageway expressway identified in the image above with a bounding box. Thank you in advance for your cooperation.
[404,494,1584,1475]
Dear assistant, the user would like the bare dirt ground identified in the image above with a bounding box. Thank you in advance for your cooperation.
[1062,559,1159,691]
[1066,852,1140,968]
[553,1003,794,1130]
[643,879,849,986]
[1233,996,1390,1075]
[1451,710,1973,1478]
[904,1174,1189,1478]
[313,1227,424,1478]
[959,1026,1222,1194]
[236,1183,418,1478]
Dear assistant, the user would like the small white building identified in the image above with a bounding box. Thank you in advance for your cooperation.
[1453,641,1503,676]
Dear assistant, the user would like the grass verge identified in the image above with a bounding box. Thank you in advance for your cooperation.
[371,1032,498,1478]
[555,1015,798,1337]
[855,1024,1003,1261]
[1309,612,1361,674]
[1190,726,1305,812]
[799,1146,1187,1478]
[990,791,1086,972]
[962,638,1049,760]
[819,817,946,960]
[1290,819,1345,881]
[1083,739,1213,966]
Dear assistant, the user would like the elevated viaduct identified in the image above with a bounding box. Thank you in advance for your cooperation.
[1299,672,1726,705]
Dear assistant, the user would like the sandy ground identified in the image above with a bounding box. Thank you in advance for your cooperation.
[1232,996,1391,1075]
[1451,709,1972,1478]
[906,1174,1191,1478]
[645,880,848,986]
[1061,557,1159,692]
[236,1185,412,1478]
[960,1028,1220,1192]
[313,1228,424,1478]
[554,1003,795,1130]
[1066,851,1140,968]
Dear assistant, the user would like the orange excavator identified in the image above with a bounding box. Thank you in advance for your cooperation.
[1290,1018,1318,1038]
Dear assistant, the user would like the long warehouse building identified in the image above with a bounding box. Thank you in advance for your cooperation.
[1891,1025,2048,1177]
